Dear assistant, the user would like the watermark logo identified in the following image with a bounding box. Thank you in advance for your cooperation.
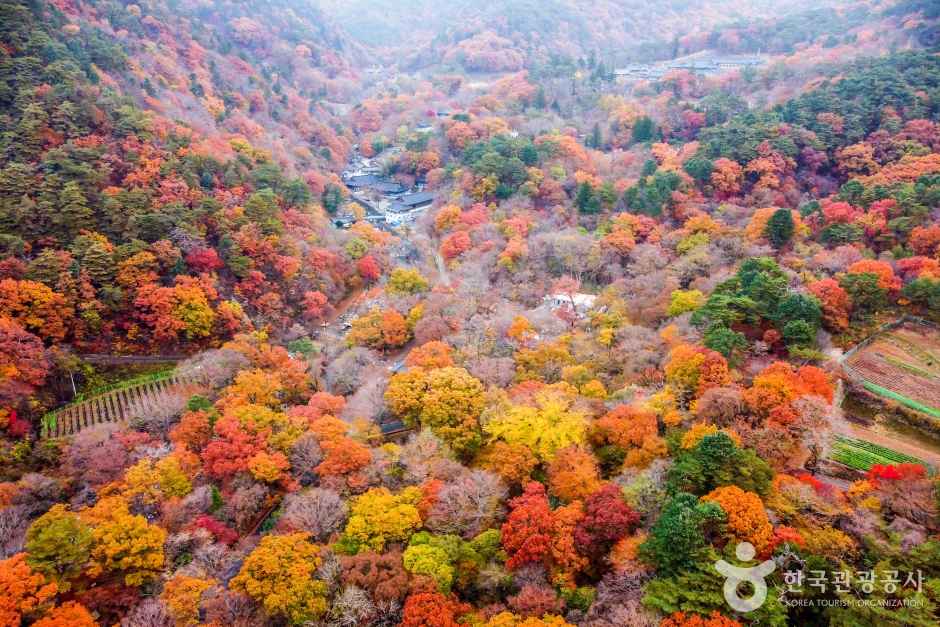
[715,542,776,612]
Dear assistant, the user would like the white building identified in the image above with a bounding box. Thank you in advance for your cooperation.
[543,293,598,315]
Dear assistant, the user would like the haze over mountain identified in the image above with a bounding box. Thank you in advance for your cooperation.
[316,0,841,66]
[1,0,939,625]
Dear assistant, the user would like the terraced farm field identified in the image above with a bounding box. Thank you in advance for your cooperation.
[844,322,940,418]
[41,370,207,439]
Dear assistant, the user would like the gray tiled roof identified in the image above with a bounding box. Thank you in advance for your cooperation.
[399,191,435,207]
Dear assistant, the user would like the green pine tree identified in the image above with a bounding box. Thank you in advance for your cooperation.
[534,86,547,109]
[576,181,601,213]
[78,241,115,288]
[244,188,282,234]
[27,248,66,287]
[766,208,795,249]
[14,102,48,160]
[57,180,93,240]
[590,122,602,149]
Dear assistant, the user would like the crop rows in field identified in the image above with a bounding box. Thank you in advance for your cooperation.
[844,323,940,416]
[830,435,930,472]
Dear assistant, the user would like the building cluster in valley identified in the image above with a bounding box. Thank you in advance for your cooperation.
[336,148,435,230]
[614,54,765,83]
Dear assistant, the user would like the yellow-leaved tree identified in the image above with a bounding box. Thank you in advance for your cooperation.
[231,533,328,624]
[25,505,93,590]
[385,366,485,458]
[80,496,166,586]
[484,390,587,463]
[162,574,215,627]
[340,486,423,553]
[387,267,429,295]
[122,454,192,502]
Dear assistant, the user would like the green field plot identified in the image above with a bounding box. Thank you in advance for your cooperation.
[830,435,930,472]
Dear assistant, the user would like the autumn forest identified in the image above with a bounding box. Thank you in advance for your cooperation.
[1,0,940,625]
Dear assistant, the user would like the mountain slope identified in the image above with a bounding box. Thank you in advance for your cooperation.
[48,0,369,173]
[316,0,839,69]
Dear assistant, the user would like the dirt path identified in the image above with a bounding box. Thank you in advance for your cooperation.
[433,250,450,286]
[325,286,366,324]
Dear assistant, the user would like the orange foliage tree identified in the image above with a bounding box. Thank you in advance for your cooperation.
[440,231,472,260]
[710,158,743,197]
[591,404,667,468]
[200,414,268,481]
[547,501,588,588]
[162,574,214,626]
[0,279,72,341]
[808,278,850,332]
[743,362,832,422]
[0,554,57,625]
[406,341,454,369]
[32,602,97,627]
[701,485,773,552]
[401,591,471,627]
[661,611,743,627]
[347,307,411,350]
[312,416,372,482]
[845,259,901,292]
[664,344,731,405]
[910,223,940,257]
[547,445,602,502]
[169,409,214,452]
[477,441,539,485]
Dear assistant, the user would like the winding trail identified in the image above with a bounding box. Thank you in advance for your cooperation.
[433,249,450,286]
[324,286,367,324]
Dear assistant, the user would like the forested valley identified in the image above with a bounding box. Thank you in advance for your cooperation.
[1,0,940,625]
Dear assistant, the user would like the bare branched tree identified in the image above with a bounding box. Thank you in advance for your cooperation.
[277,488,347,541]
